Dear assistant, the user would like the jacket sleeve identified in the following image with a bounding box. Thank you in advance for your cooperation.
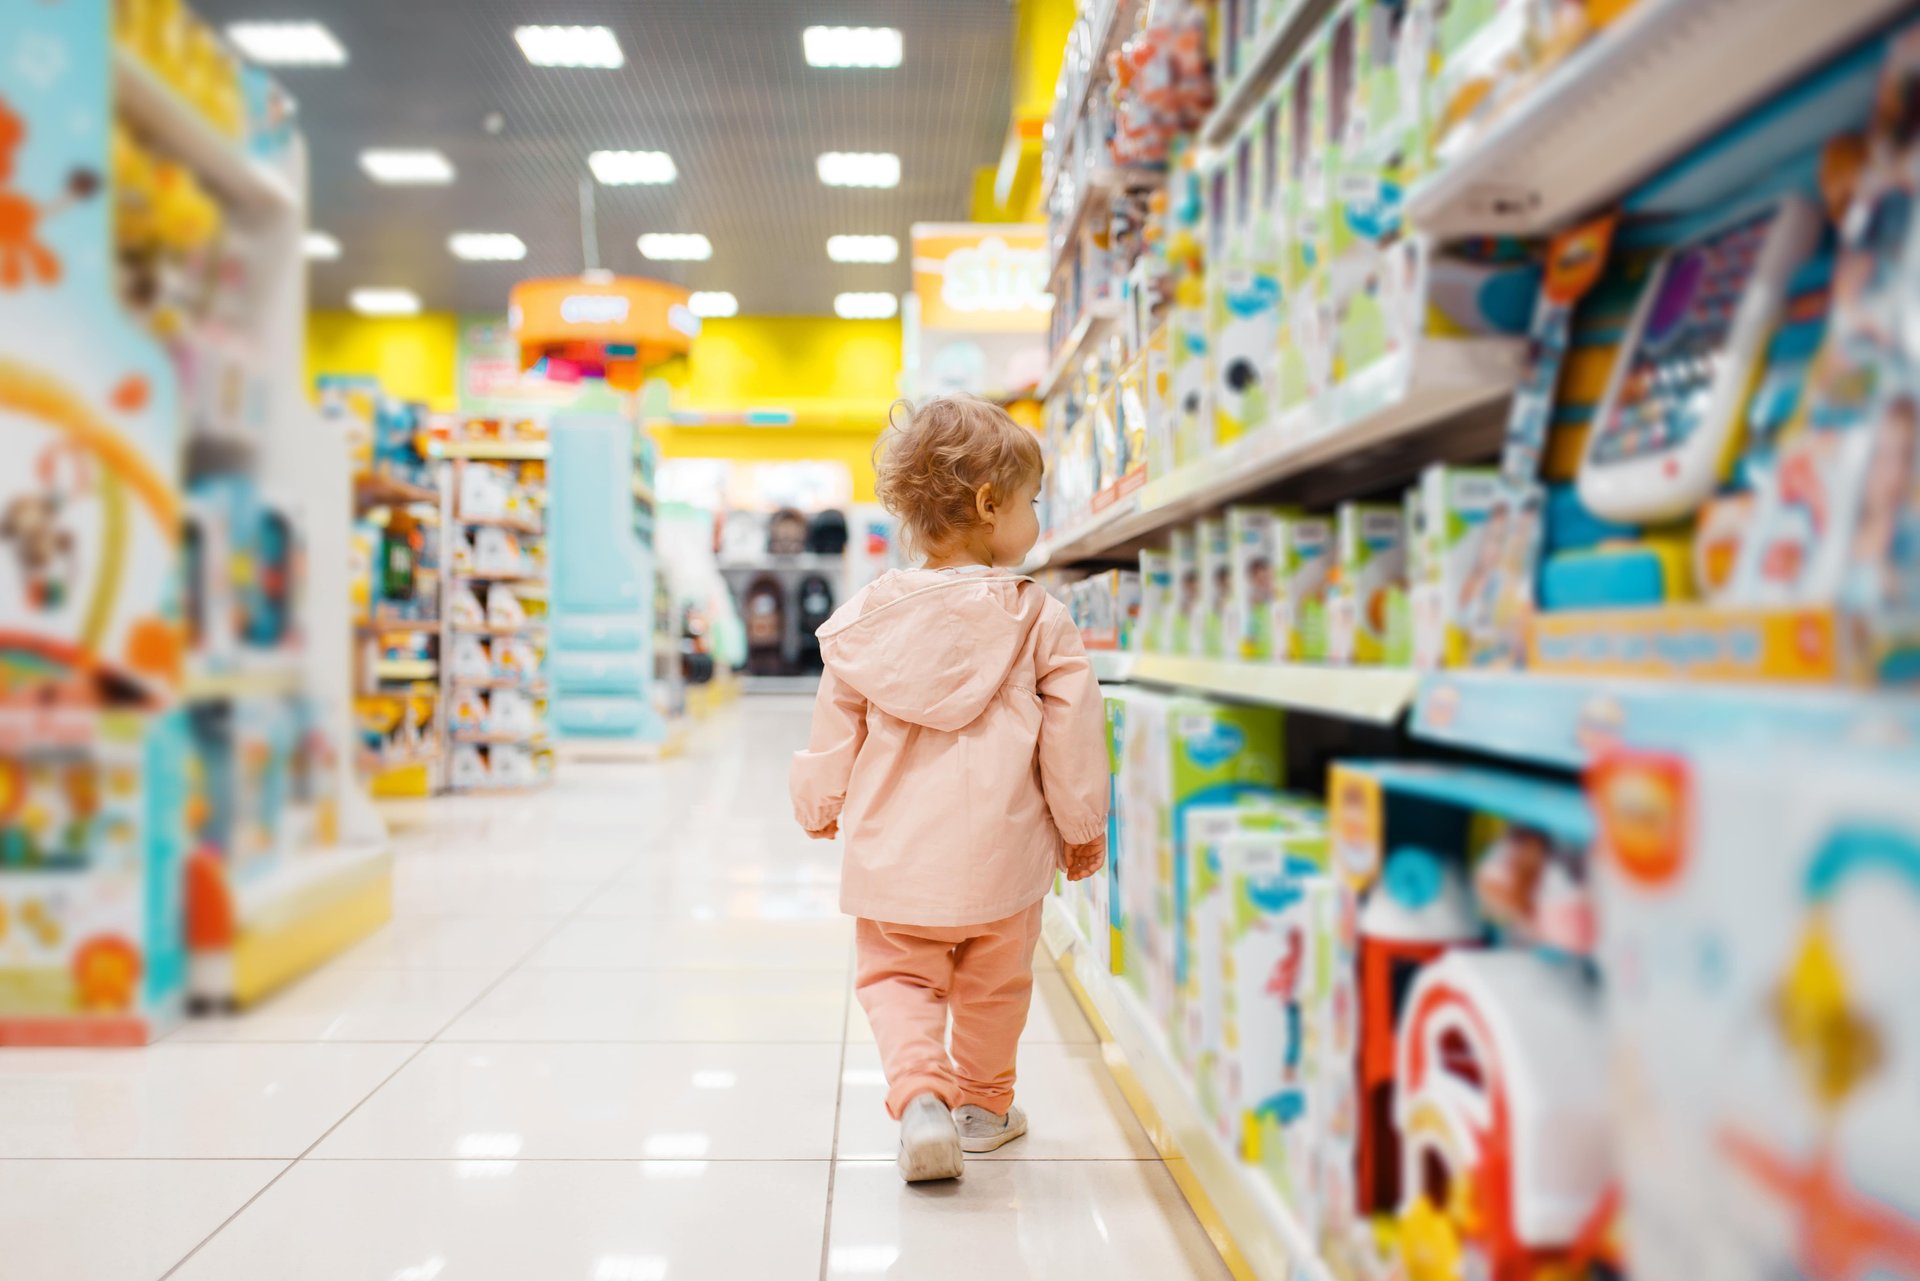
[1035,606,1111,846]
[790,662,866,831]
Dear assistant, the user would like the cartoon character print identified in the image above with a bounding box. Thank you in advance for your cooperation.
[0,94,100,290]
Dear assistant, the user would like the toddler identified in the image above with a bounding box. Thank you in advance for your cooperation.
[790,395,1109,1183]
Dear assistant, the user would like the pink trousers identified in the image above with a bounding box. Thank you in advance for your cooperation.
[854,899,1046,1120]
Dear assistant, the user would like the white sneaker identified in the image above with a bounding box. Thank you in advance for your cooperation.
[953,1104,1028,1153]
[897,1093,964,1182]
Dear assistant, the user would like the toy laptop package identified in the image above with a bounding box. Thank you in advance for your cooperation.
[1588,746,1920,1280]
[1138,551,1174,653]
[1170,526,1202,655]
[1278,49,1335,415]
[1229,506,1284,660]
[1211,111,1281,447]
[1169,152,1214,466]
[1197,516,1234,659]
[1328,502,1408,663]
[1410,464,1503,668]
[1274,513,1335,661]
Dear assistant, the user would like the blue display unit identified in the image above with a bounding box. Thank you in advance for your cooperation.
[547,410,665,744]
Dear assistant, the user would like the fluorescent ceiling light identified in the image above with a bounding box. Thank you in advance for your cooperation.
[589,150,676,185]
[349,288,421,317]
[514,24,624,68]
[360,149,454,185]
[834,292,898,320]
[637,233,712,261]
[803,26,902,68]
[448,232,528,261]
[827,234,899,263]
[302,231,341,260]
[226,20,347,66]
[688,291,738,318]
[817,152,900,188]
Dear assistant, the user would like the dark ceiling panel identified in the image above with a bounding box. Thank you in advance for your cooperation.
[194,0,1014,313]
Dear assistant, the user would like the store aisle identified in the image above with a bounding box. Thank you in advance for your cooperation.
[1,697,1230,1281]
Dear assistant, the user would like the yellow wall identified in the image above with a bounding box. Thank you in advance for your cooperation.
[306,312,901,496]
[307,312,461,411]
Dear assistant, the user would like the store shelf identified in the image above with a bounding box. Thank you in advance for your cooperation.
[354,472,438,509]
[458,570,546,585]
[459,514,544,535]
[1128,654,1416,723]
[358,744,441,774]
[359,617,441,635]
[1031,340,1517,569]
[372,658,437,682]
[183,660,304,701]
[741,674,823,695]
[221,839,392,1008]
[1042,0,1147,206]
[1412,670,1920,771]
[1038,298,1124,400]
[433,439,550,461]
[1406,0,1907,236]
[1044,899,1332,1281]
[1088,649,1137,683]
[453,730,548,746]
[1050,164,1164,275]
[718,553,846,573]
[450,677,548,694]
[113,50,299,216]
[452,622,547,637]
[1199,0,1333,146]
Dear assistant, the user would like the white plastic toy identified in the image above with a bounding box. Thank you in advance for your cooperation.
[486,586,527,629]
[1578,197,1821,525]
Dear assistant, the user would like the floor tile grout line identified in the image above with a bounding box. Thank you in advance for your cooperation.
[154,802,690,1278]
[818,936,856,1281]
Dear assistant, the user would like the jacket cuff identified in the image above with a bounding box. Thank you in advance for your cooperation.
[1056,816,1107,846]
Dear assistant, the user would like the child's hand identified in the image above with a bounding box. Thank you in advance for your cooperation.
[1063,835,1107,881]
[807,820,839,840]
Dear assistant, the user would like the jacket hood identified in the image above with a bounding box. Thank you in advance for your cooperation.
[818,569,1046,732]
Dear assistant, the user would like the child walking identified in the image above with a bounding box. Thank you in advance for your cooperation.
[791,395,1110,1183]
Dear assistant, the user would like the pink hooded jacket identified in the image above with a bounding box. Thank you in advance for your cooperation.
[790,568,1109,927]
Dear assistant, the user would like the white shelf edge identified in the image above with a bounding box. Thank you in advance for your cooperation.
[1089,649,1138,683]
[432,440,551,460]
[1200,0,1334,147]
[1128,654,1417,723]
[1044,898,1334,1281]
[232,838,390,928]
[1038,299,1124,400]
[113,50,299,215]
[1040,339,1518,566]
[1406,0,1908,235]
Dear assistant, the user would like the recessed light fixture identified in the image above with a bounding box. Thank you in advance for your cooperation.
[226,20,348,66]
[513,25,624,68]
[803,26,903,68]
[834,291,899,320]
[448,232,528,262]
[359,149,455,185]
[688,291,738,318]
[302,231,341,260]
[817,152,900,188]
[637,233,712,262]
[350,288,422,317]
[589,150,677,186]
[826,234,899,264]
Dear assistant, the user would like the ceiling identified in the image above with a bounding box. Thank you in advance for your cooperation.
[193,0,1015,315]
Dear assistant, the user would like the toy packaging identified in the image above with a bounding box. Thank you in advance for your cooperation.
[1589,747,1920,1279]
[1228,506,1283,660]
[1274,513,1334,661]
[1410,464,1503,669]
[1279,52,1335,414]
[1170,525,1202,655]
[1210,113,1281,447]
[1139,550,1175,654]
[1197,517,1233,659]
[1328,503,1407,663]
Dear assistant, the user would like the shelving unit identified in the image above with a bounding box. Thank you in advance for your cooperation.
[1198,0,1331,146]
[1125,655,1417,724]
[1038,298,1124,400]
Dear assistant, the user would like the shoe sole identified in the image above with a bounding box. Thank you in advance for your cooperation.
[898,1128,964,1182]
[958,1113,1028,1154]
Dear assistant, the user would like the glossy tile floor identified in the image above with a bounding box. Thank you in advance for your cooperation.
[2,697,1231,1280]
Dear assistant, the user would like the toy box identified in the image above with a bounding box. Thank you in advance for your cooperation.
[1588,747,1920,1280]
[1274,513,1335,661]
[1328,503,1407,664]
[1229,506,1285,660]
[1278,50,1334,415]
[1170,525,1201,655]
[1410,464,1503,669]
[1169,154,1214,466]
[1197,517,1233,659]
[1139,550,1175,654]
[1211,112,1283,447]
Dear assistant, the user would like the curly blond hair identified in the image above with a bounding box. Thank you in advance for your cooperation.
[874,395,1043,555]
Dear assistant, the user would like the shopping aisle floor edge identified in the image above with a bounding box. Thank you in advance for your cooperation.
[0,697,1230,1281]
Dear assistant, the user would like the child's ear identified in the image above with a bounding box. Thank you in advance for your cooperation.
[975,482,995,523]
